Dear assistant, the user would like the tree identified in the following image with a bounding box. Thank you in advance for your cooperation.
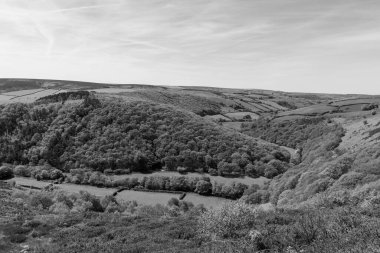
[195,180,212,195]
[0,165,14,180]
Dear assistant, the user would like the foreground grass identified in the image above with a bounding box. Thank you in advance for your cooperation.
[1,182,379,253]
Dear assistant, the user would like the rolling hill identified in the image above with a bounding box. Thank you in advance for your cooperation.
[0,78,379,208]
[1,78,379,253]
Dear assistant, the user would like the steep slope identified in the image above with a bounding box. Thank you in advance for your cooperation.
[266,113,380,208]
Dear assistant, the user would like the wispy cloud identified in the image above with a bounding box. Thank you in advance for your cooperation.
[0,0,379,93]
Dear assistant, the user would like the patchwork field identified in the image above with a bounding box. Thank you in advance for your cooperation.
[224,111,260,121]
[330,97,380,106]
[204,114,232,122]
[0,89,67,104]
[277,104,337,117]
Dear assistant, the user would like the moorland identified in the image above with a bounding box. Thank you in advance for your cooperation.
[0,78,379,252]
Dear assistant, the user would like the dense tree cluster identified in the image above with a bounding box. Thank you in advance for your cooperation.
[241,117,344,149]
[13,164,64,181]
[0,98,289,178]
[65,170,248,200]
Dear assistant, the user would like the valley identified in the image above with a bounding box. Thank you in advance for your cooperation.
[0,78,379,252]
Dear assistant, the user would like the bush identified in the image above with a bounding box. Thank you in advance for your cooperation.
[30,165,64,180]
[9,234,27,243]
[198,201,257,239]
[13,165,31,177]
[177,167,187,174]
[362,103,378,111]
[168,197,180,207]
[244,190,270,204]
[30,192,54,209]
[0,165,14,180]
[322,157,354,179]
[195,180,212,195]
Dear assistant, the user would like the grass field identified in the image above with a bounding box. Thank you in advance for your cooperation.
[204,114,231,122]
[92,88,135,93]
[261,100,288,111]
[277,104,337,116]
[222,121,243,130]
[331,97,380,106]
[224,112,260,120]
[0,89,66,104]
[10,177,231,208]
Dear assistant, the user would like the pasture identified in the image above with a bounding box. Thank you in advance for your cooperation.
[277,104,337,117]
[224,112,260,121]
[222,121,243,130]
[204,114,232,122]
[0,89,67,104]
[11,177,230,208]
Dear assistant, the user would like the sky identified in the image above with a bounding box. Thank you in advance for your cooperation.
[0,0,379,94]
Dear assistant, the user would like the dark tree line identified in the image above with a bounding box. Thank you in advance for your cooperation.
[65,170,248,200]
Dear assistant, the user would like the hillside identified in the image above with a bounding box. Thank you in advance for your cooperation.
[0,94,289,179]
[0,79,379,252]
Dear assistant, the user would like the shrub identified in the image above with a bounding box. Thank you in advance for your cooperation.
[50,169,64,180]
[13,165,31,177]
[49,202,71,214]
[362,103,378,111]
[244,190,270,204]
[177,166,187,174]
[322,156,354,179]
[30,192,54,209]
[264,166,279,179]
[168,197,180,207]
[333,172,366,189]
[104,169,114,175]
[79,191,104,212]
[30,165,64,180]
[0,165,14,180]
[198,200,257,239]
[285,174,301,190]
[71,199,93,213]
[9,234,27,243]
[195,180,212,195]
[136,204,167,217]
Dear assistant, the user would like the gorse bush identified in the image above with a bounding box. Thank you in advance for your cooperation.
[197,201,380,253]
[198,201,257,239]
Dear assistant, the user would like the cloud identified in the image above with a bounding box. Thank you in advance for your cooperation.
[0,0,379,93]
